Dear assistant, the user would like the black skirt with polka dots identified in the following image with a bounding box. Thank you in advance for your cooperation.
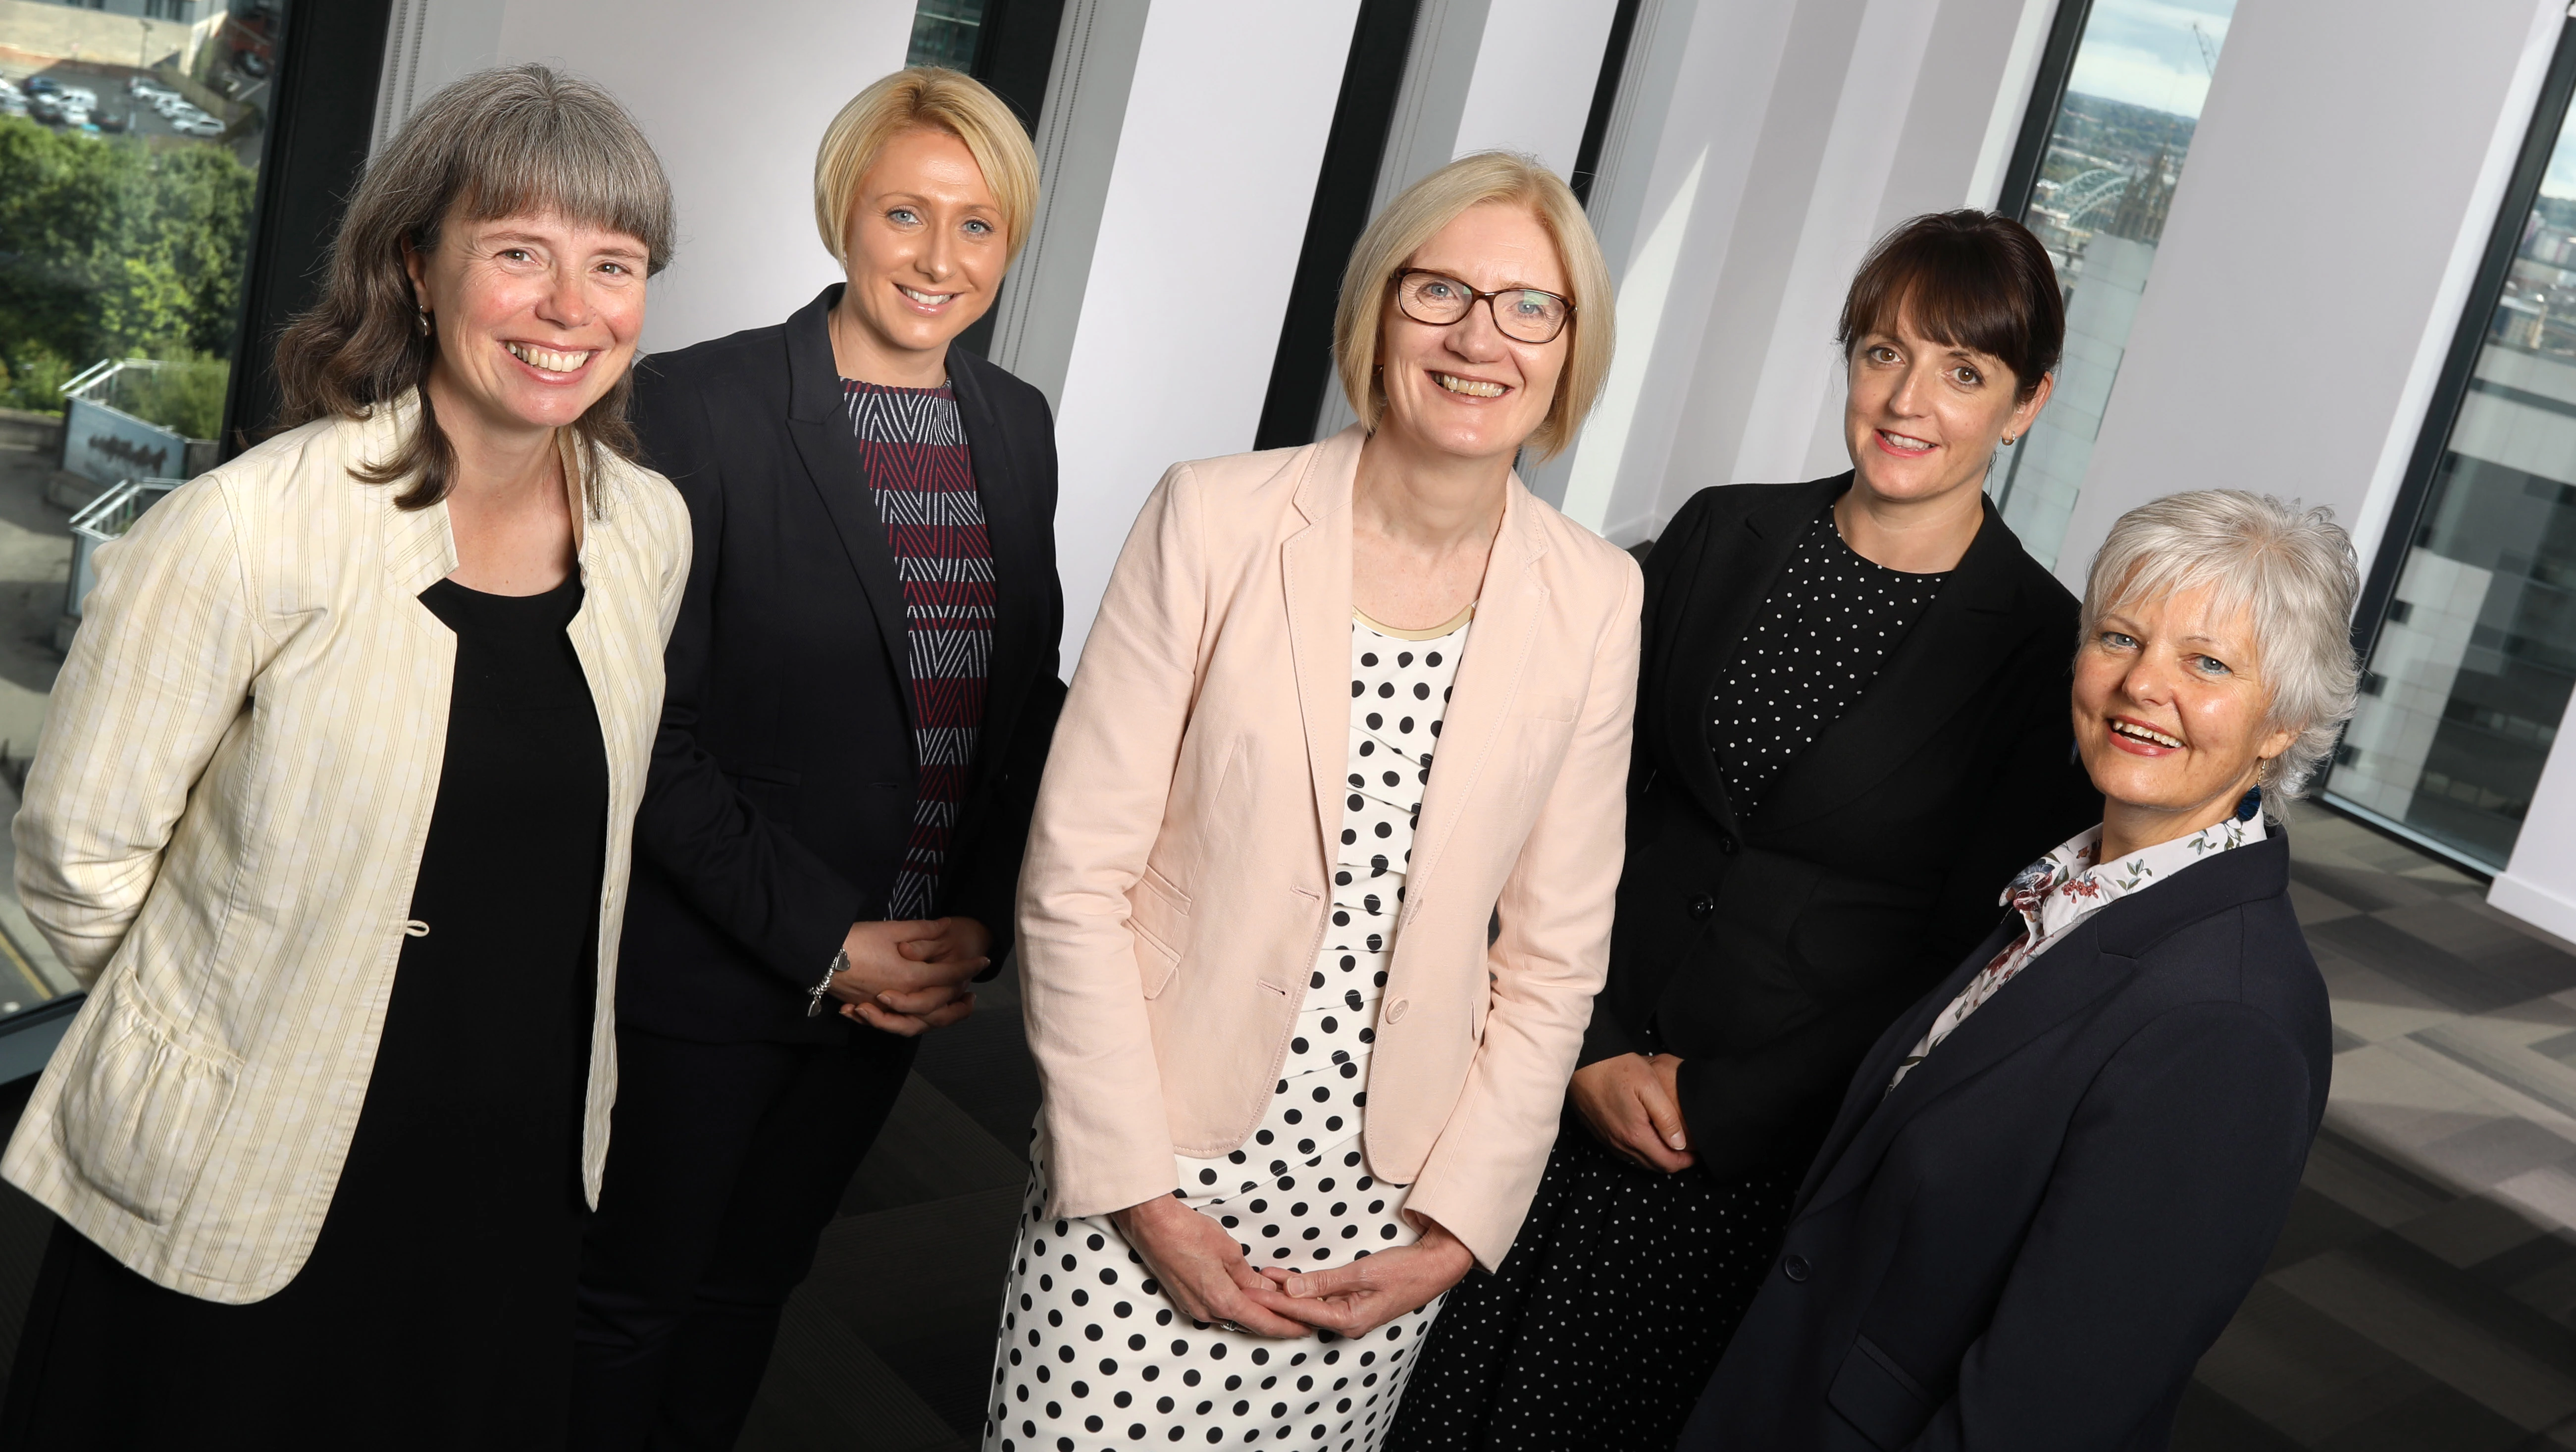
[1382,1131,1798,1452]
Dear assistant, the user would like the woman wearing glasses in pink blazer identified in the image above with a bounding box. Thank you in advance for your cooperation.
[981,152,1640,1452]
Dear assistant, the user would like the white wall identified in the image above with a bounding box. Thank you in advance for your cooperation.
[1045,0,1365,664]
[2053,0,2568,588]
[385,0,918,355]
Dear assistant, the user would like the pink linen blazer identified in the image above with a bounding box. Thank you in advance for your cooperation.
[1018,427,1641,1270]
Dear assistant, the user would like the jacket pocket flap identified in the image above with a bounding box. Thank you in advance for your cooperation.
[1827,1334,1935,1450]
[1128,867,1191,998]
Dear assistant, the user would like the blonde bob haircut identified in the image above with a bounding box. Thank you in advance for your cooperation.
[1333,152,1614,461]
[2079,490,2361,799]
[812,67,1038,266]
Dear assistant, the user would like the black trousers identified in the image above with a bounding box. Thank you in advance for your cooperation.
[571,1022,915,1451]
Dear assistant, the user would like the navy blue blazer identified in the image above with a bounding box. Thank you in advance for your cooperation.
[1679,829,2330,1452]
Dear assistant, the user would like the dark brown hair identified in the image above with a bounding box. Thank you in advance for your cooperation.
[1837,209,2062,401]
[273,64,675,511]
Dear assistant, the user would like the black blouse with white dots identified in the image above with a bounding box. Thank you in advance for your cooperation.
[1709,507,1949,815]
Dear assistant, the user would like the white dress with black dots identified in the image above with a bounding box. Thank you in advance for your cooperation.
[983,611,1472,1452]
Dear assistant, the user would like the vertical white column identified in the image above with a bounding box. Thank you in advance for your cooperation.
[1047,0,1366,662]
[984,0,1152,410]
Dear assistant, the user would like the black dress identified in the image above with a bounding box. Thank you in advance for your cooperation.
[1,575,608,1450]
[1391,508,1962,1452]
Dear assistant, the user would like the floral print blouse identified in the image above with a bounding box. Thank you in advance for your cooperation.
[1887,799,2269,1090]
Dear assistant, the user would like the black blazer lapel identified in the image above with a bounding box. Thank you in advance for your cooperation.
[1655,476,1846,831]
[1791,913,2017,1209]
[1794,834,2294,1221]
[784,285,917,740]
[1757,497,2047,832]
[949,348,1034,795]
[1799,913,2132,1220]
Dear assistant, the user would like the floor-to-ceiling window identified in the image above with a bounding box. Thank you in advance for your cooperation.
[2326,21,2576,874]
[0,0,293,1025]
[909,0,989,70]
[1991,0,2236,569]
[0,0,283,445]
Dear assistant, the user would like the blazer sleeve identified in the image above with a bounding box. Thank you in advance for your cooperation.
[1582,487,1720,1066]
[1018,463,1209,1219]
[14,477,268,982]
[1906,999,2317,1451]
[628,366,865,988]
[1405,554,1643,1270]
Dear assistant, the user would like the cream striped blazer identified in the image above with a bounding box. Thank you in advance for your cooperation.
[0,402,689,1302]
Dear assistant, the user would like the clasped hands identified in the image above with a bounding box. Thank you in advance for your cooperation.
[827,916,991,1037]
[1570,1051,1695,1172]
[1111,1193,1475,1341]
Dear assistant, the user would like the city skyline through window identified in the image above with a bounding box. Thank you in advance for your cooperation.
[2327,84,2576,872]
[1993,0,2236,570]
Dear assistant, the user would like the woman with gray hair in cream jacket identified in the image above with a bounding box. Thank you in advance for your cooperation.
[0,65,687,1446]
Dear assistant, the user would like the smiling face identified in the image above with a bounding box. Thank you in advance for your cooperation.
[405,207,648,442]
[2074,581,2297,848]
[1844,305,2050,509]
[1374,201,1570,468]
[834,126,1006,378]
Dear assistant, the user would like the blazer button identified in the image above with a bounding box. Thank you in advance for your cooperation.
[1385,998,1409,1024]
[1782,1253,1812,1283]
[1689,893,1716,921]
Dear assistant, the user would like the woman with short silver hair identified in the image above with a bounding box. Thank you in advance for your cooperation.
[0,64,688,1445]
[1682,489,2355,1451]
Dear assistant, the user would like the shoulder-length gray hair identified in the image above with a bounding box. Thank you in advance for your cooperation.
[2080,490,2361,797]
[273,64,674,511]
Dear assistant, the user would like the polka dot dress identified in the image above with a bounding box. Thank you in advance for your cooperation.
[1386,511,1946,1450]
[1709,508,1948,813]
[983,611,1471,1452]
[1382,1135,1798,1452]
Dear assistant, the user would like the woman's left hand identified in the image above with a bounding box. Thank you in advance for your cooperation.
[1256,1219,1476,1339]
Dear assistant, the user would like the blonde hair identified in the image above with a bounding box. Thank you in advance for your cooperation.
[1332,152,1614,461]
[2080,491,2361,798]
[812,67,1038,266]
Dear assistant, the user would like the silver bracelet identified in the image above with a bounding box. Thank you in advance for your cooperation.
[805,946,849,1018]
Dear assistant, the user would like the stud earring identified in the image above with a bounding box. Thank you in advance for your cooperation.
[2000,433,2016,446]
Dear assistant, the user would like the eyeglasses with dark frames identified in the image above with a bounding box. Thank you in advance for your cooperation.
[1391,268,1575,345]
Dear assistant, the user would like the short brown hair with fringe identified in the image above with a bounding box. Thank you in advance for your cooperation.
[273,63,675,511]
[1333,152,1614,462]
[1838,210,2063,402]
[813,68,1038,267]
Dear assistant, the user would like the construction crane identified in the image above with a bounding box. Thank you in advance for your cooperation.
[2190,21,2220,77]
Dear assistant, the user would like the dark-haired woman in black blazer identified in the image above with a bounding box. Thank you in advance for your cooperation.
[572,70,1063,1451]
[1681,488,2352,1451]
[1394,211,2100,1451]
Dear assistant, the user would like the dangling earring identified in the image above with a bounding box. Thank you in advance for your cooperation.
[415,308,434,338]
